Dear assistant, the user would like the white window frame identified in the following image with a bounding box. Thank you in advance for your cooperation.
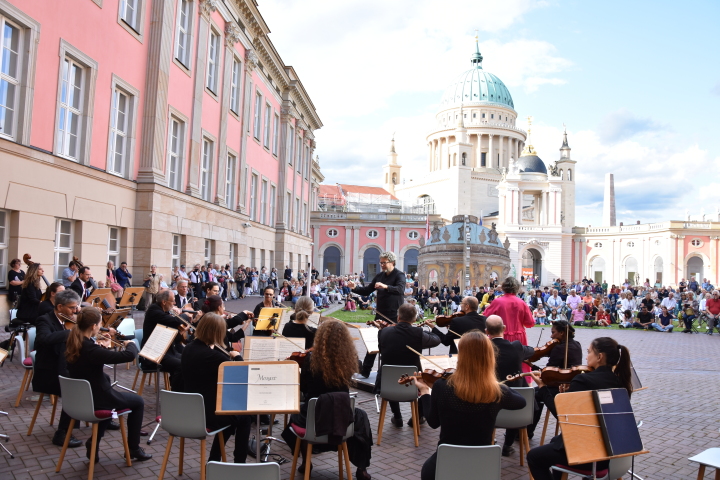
[107,75,139,178]
[54,218,74,281]
[118,0,146,41]
[174,0,193,68]
[229,243,236,271]
[225,152,237,209]
[327,228,338,238]
[201,138,214,201]
[294,198,300,231]
[269,184,276,227]
[272,113,279,156]
[296,136,302,170]
[287,126,294,164]
[284,192,291,225]
[0,15,20,141]
[253,92,262,139]
[302,202,307,235]
[206,28,220,93]
[407,230,419,240]
[263,103,271,148]
[304,145,310,178]
[249,173,258,221]
[172,234,181,268]
[0,209,7,287]
[166,112,186,191]
[108,227,120,266]
[204,239,211,264]
[54,40,98,165]
[366,229,379,239]
[230,57,241,114]
[260,179,267,224]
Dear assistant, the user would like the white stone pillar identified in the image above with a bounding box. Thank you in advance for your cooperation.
[488,135,494,168]
[353,227,360,273]
[518,189,524,225]
[385,228,392,252]
[476,134,482,167]
[344,227,352,274]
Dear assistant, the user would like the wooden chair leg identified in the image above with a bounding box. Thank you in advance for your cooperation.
[519,428,525,466]
[50,395,58,426]
[343,442,352,480]
[376,399,387,445]
[561,473,568,480]
[26,371,33,390]
[413,400,421,436]
[178,437,185,475]
[132,369,140,391]
[555,420,559,435]
[304,442,313,480]
[200,438,206,480]
[268,413,275,437]
[119,416,132,467]
[218,431,227,463]
[137,373,146,396]
[411,401,419,447]
[289,436,302,480]
[338,444,344,480]
[14,370,30,406]
[55,418,75,472]
[523,429,533,479]
[27,392,44,435]
[88,423,99,480]
[157,435,174,480]
[164,372,170,390]
[696,465,705,480]
[540,409,550,445]
[715,466,720,480]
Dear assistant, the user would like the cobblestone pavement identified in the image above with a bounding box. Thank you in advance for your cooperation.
[1,298,718,479]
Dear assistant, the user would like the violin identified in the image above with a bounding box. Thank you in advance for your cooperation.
[398,368,455,387]
[434,311,464,328]
[366,319,392,329]
[57,312,77,329]
[286,347,313,365]
[526,338,560,363]
[538,365,593,386]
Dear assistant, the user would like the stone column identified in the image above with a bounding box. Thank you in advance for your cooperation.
[711,236,720,285]
[476,133,482,167]
[344,227,352,274]
[394,227,401,259]
[677,235,685,283]
[353,227,360,273]
[137,0,176,184]
[238,49,258,213]
[385,228,392,251]
[518,189,524,225]
[488,134,494,168]
[312,226,319,268]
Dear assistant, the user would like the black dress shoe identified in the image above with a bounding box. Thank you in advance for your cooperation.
[52,430,82,448]
[502,445,515,457]
[298,463,313,474]
[106,421,120,431]
[356,467,372,480]
[407,416,426,426]
[85,438,100,463]
[129,447,153,462]
[391,416,403,428]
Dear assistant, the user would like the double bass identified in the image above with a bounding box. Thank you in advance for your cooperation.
[22,254,50,287]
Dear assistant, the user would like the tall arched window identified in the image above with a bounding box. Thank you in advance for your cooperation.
[461,152,466,166]
[568,169,572,181]
[560,169,564,180]
[419,195,436,214]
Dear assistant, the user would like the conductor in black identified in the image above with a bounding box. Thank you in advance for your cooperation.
[347,251,406,377]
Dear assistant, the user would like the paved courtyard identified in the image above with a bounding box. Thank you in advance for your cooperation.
[1,297,719,479]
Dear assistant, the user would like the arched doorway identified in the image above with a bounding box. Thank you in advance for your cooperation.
[428,269,438,287]
[522,248,542,283]
[653,257,663,286]
[363,247,381,279]
[624,257,638,285]
[404,249,418,276]
[687,256,704,282]
[590,256,606,284]
[322,246,341,277]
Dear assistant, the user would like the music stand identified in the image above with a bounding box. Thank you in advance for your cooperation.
[138,325,178,439]
[86,288,113,307]
[117,287,146,318]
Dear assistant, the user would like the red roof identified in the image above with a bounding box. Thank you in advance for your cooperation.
[319,183,397,200]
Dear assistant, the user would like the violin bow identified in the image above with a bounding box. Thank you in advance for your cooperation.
[535,327,544,348]
[272,332,307,351]
[374,309,395,324]
[564,324,570,369]
[405,345,444,370]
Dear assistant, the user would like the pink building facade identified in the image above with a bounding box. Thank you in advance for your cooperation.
[0,0,321,323]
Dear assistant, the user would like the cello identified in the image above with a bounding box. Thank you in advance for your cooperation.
[22,254,50,287]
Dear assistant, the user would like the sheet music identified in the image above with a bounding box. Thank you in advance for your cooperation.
[420,355,457,371]
[309,312,321,325]
[276,337,305,359]
[357,328,379,354]
[245,337,306,361]
[280,310,292,329]
[139,324,177,364]
[247,363,298,410]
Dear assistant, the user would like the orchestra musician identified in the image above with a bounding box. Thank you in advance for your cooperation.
[486,315,535,456]
[174,279,198,315]
[378,303,441,428]
[195,295,252,346]
[15,262,45,326]
[527,337,633,480]
[347,251,406,378]
[141,289,187,387]
[527,320,582,440]
[429,296,486,354]
[34,289,85,448]
[181,313,252,463]
[37,282,65,318]
[281,296,317,349]
[69,266,93,302]
[65,307,152,462]
[408,330,526,480]
[280,319,372,480]
[252,286,279,337]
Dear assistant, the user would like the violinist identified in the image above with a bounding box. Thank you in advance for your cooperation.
[281,296,317,349]
[38,282,65,318]
[347,251,406,378]
[486,315,535,456]
[69,266,93,302]
[252,286,279,336]
[378,303,440,428]
[65,308,152,462]
[196,295,252,346]
[430,296,485,354]
[280,319,372,480]
[34,290,84,448]
[174,279,198,315]
[141,289,187,387]
[527,338,633,480]
[409,331,526,480]
[181,313,252,463]
[527,320,582,440]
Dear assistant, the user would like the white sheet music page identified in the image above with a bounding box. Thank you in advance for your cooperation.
[247,363,298,411]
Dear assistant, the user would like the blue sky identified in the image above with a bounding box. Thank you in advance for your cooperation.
[258,0,720,226]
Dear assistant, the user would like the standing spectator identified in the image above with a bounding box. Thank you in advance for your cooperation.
[284,265,292,281]
[170,266,180,288]
[705,290,720,335]
[143,265,161,308]
[115,262,133,289]
[270,267,278,289]
[178,265,189,281]
[250,268,259,294]
[15,262,45,326]
[7,258,25,307]
[311,266,319,280]
[258,267,269,292]
[235,266,247,299]
[62,260,80,287]
[189,264,202,300]
[106,261,124,300]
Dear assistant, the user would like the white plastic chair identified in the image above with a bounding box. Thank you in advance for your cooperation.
[435,444,501,480]
[13,336,33,406]
[494,387,535,472]
[376,364,422,447]
[157,390,229,480]
[56,376,133,480]
[207,460,281,480]
[26,351,59,435]
[689,448,720,480]
[288,396,355,480]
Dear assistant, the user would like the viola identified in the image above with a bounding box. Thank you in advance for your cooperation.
[434,311,465,328]
[526,338,560,363]
[398,368,455,387]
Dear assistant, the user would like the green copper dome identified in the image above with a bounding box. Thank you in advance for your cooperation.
[440,44,514,109]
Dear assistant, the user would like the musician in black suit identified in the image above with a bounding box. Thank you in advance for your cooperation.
[65,307,152,462]
[348,251,407,377]
[15,262,45,325]
[181,313,252,463]
[141,289,186,386]
[284,265,293,281]
[377,303,441,427]
[486,315,535,456]
[174,280,199,316]
[33,289,83,448]
[527,338,634,480]
[430,296,485,354]
[69,267,93,301]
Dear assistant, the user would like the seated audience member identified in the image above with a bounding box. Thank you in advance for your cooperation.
[632,305,654,329]
[618,309,634,328]
[533,306,548,325]
[652,306,675,332]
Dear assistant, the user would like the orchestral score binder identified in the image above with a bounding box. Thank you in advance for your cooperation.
[138,324,177,364]
[592,388,644,456]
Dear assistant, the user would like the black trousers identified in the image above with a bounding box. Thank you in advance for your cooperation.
[95,391,145,451]
[420,451,438,480]
[529,386,558,437]
[58,410,73,432]
[208,415,252,463]
[527,438,610,480]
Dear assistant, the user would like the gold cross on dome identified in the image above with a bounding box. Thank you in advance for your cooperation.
[475,29,478,41]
